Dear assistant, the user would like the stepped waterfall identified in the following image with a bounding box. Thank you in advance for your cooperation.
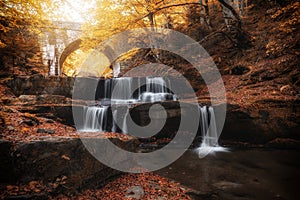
[79,77,226,155]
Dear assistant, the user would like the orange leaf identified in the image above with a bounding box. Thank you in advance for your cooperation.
[61,154,71,160]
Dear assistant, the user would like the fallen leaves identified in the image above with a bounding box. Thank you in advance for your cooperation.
[61,154,71,161]
[0,103,134,144]
[3,180,49,197]
[1,173,192,199]
[52,173,192,200]
[0,106,78,143]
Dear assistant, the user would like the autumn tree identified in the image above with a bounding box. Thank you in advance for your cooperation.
[74,0,250,77]
[81,0,198,48]
[81,0,248,47]
[0,0,65,75]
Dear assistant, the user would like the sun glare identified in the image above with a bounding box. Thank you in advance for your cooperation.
[58,0,96,23]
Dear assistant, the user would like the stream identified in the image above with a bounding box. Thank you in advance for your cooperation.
[74,76,299,199]
[156,149,300,200]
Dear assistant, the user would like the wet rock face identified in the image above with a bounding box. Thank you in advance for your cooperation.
[9,95,300,145]
[0,140,14,183]
[0,137,139,191]
[129,101,201,140]
[130,101,300,145]
[221,100,300,144]
[130,101,182,139]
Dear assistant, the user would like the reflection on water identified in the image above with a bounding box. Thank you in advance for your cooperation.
[156,149,300,200]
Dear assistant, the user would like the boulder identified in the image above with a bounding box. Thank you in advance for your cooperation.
[0,136,139,193]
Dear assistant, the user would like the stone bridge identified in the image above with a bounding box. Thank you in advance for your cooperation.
[40,21,121,77]
[39,21,83,75]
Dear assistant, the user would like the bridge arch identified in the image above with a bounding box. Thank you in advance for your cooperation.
[58,39,82,74]
[58,39,121,77]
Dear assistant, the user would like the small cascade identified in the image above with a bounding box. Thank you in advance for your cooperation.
[203,107,219,146]
[80,105,130,134]
[104,79,112,99]
[113,62,120,78]
[139,92,176,103]
[82,106,108,132]
[103,77,138,104]
[146,77,168,93]
[101,77,177,104]
[200,106,208,139]
[196,106,228,158]
[137,77,175,102]
[111,109,118,133]
[111,77,133,100]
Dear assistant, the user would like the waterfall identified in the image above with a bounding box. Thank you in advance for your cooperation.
[112,77,133,100]
[111,109,118,132]
[196,106,228,158]
[101,77,177,104]
[82,106,109,132]
[146,77,167,93]
[79,77,178,134]
[104,79,112,99]
[137,77,176,102]
[139,92,176,102]
[79,78,227,159]
[113,62,120,78]
[200,106,209,140]
[109,77,139,104]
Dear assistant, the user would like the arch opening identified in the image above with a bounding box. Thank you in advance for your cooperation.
[59,39,114,78]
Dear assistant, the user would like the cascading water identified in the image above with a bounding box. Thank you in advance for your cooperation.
[80,77,177,133]
[80,76,227,157]
[82,106,108,132]
[146,77,167,93]
[111,109,118,133]
[139,92,177,102]
[195,106,228,158]
[139,77,176,102]
[111,78,133,100]
[113,62,120,78]
[102,77,177,104]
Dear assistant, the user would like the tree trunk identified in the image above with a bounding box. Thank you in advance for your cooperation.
[240,0,245,16]
[200,0,212,29]
[199,0,205,25]
[54,45,59,76]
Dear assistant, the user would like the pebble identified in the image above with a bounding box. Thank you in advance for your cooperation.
[45,119,54,123]
[7,126,15,131]
[125,186,144,199]
[37,128,55,134]
[20,119,35,126]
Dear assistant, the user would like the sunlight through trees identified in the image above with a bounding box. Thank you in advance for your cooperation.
[1,0,249,77]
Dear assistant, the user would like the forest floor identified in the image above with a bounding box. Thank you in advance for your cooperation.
[199,0,299,108]
[1,173,193,200]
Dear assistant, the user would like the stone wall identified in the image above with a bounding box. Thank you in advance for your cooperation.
[5,75,191,99]
[6,75,75,97]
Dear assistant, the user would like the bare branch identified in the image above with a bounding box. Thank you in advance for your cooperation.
[133,2,203,24]
[218,0,241,28]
